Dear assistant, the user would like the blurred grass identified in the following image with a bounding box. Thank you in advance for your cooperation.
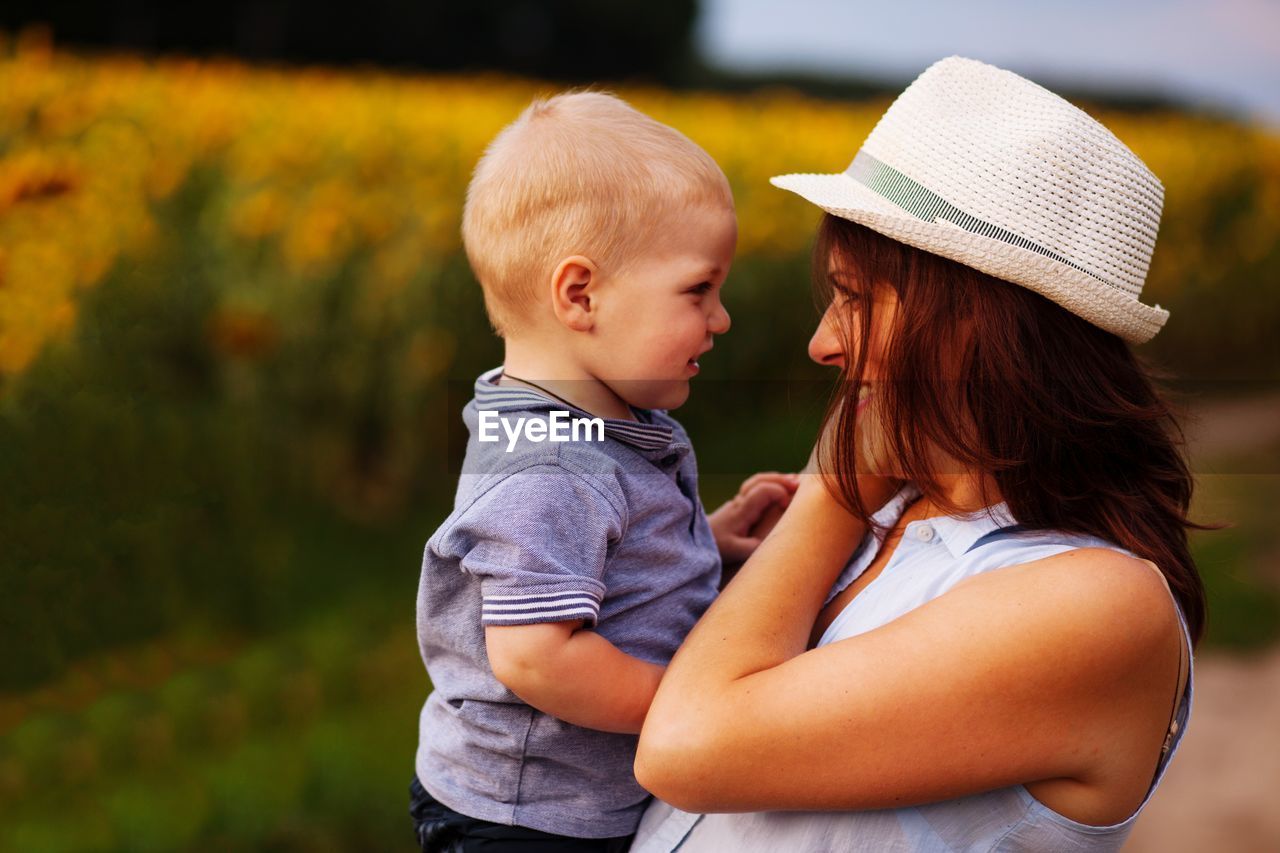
[1,618,426,852]
[1187,437,1280,648]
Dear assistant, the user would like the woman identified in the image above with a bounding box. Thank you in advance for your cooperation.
[631,57,1203,852]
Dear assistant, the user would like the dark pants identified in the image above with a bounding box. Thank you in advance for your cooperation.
[409,777,635,852]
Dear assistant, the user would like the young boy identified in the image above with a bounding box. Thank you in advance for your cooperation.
[411,91,795,851]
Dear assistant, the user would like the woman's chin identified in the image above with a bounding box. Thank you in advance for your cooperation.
[856,430,904,479]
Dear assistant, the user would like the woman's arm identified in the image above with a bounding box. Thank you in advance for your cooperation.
[634,479,1180,815]
[665,473,889,688]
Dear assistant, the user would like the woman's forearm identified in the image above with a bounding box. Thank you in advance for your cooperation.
[654,477,883,692]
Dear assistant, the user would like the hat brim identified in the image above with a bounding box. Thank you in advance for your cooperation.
[769,172,1169,344]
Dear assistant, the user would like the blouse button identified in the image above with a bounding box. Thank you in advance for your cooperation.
[916,524,936,542]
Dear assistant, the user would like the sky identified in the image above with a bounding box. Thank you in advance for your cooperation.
[697,0,1280,126]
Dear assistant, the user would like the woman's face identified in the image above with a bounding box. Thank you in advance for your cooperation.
[807,254,902,477]
[807,259,898,381]
[808,249,978,484]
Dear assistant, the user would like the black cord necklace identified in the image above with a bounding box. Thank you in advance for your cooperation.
[499,371,589,413]
[500,371,642,423]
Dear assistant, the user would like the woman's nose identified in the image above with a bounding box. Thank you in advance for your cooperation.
[807,311,845,367]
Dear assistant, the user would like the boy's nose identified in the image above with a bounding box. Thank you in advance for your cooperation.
[709,302,731,334]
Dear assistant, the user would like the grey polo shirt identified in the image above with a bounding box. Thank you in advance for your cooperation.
[414,366,721,838]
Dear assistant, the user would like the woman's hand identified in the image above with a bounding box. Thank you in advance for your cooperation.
[708,472,801,564]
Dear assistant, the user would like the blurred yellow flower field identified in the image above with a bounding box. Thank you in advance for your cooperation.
[3,31,1278,377]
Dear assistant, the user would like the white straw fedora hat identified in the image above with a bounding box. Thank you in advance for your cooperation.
[771,55,1169,343]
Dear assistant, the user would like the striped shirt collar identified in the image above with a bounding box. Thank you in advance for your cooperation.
[472,366,676,452]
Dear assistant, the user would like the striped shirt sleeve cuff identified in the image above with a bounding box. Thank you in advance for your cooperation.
[480,589,603,627]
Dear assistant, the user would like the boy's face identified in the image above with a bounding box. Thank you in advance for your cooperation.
[589,203,737,411]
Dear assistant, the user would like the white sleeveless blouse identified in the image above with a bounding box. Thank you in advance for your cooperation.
[632,485,1194,852]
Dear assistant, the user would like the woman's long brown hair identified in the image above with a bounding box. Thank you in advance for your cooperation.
[814,214,1208,645]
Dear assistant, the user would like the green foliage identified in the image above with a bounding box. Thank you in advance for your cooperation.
[0,619,428,851]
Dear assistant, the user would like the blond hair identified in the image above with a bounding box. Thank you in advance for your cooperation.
[461,91,733,336]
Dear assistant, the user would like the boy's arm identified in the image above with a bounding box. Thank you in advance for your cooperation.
[485,621,663,734]
[444,461,648,731]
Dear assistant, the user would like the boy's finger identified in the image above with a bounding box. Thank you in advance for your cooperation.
[737,471,786,494]
[735,472,774,496]
[737,471,801,497]
[721,534,762,559]
[737,482,790,517]
[764,472,802,493]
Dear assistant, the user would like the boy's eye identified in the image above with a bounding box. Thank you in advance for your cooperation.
[687,282,713,295]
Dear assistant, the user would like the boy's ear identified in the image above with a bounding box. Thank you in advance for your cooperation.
[549,255,598,332]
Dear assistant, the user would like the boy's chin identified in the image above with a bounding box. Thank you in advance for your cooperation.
[620,379,691,412]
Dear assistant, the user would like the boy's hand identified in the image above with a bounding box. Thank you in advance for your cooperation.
[709,472,801,564]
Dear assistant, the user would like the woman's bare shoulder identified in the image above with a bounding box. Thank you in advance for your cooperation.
[964,545,1175,601]
[951,546,1182,665]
